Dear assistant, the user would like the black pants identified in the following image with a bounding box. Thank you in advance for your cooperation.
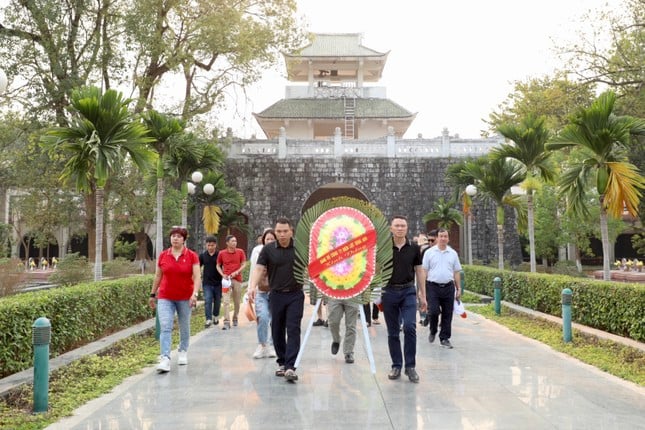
[270,290,304,370]
[426,281,455,340]
[362,303,380,325]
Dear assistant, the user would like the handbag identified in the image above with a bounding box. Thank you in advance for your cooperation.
[453,299,467,318]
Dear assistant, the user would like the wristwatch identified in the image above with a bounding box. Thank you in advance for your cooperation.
[150,293,156,298]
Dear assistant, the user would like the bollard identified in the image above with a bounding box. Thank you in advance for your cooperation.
[460,270,465,296]
[493,277,501,315]
[32,317,51,413]
[562,288,573,343]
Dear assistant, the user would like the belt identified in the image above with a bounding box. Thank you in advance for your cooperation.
[386,283,414,289]
[273,288,303,293]
[429,281,454,287]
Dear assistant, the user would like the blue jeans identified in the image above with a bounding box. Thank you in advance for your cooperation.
[157,299,192,358]
[203,283,222,320]
[382,285,418,369]
[255,292,272,345]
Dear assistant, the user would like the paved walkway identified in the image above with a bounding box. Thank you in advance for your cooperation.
[46,303,644,430]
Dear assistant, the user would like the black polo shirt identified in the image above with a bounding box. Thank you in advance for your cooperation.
[257,238,302,292]
[199,250,222,285]
[388,239,422,285]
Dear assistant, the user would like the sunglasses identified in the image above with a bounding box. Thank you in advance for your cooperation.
[429,238,436,243]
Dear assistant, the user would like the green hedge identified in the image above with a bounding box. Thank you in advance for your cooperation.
[463,266,645,342]
[0,275,153,378]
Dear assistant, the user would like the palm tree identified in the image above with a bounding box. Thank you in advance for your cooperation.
[422,197,463,229]
[42,86,155,281]
[448,157,526,270]
[196,172,245,236]
[493,114,554,273]
[142,110,185,260]
[164,136,223,226]
[546,91,645,280]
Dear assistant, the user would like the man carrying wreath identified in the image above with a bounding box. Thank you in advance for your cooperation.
[382,215,427,383]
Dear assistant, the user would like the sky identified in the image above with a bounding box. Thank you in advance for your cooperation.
[224,0,623,139]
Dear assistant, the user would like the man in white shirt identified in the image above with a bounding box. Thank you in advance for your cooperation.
[421,228,462,348]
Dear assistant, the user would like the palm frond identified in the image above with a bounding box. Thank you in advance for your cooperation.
[604,161,645,218]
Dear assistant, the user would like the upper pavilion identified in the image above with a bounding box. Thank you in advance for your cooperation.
[253,33,416,140]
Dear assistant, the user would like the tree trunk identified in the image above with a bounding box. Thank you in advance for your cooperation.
[94,187,104,281]
[527,191,537,273]
[181,197,188,227]
[84,192,96,262]
[135,230,150,260]
[497,224,504,270]
[599,196,611,281]
[156,177,164,259]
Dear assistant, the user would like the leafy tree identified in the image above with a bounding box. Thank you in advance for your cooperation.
[0,0,306,125]
[558,0,644,118]
[486,74,596,135]
[493,114,554,272]
[546,91,645,280]
[41,86,155,281]
[124,0,306,119]
[422,197,463,230]
[0,0,116,124]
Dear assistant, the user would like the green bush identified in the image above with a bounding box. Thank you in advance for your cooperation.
[48,253,92,286]
[0,258,26,297]
[103,257,141,278]
[463,265,645,341]
[0,275,153,378]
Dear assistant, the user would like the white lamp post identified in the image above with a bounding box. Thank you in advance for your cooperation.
[185,171,214,248]
[465,184,478,265]
[0,69,7,95]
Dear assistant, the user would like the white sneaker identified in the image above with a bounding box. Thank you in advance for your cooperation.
[266,346,276,358]
[157,356,171,373]
[178,351,188,365]
[253,345,266,359]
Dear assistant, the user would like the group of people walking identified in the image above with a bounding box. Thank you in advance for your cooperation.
[148,215,463,384]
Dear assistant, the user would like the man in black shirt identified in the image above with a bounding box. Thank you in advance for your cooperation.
[249,217,304,383]
[199,236,223,327]
[382,215,426,383]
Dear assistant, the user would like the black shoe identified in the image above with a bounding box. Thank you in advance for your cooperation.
[388,368,401,380]
[429,332,436,343]
[331,342,340,355]
[345,353,354,364]
[440,339,453,349]
[404,367,420,383]
[422,316,429,327]
[313,319,325,326]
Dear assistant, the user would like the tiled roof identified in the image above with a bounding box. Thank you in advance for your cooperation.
[287,33,386,58]
[255,98,414,119]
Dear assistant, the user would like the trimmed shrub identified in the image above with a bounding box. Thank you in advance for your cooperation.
[463,265,645,341]
[0,275,153,378]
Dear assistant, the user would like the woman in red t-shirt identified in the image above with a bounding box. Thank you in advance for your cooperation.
[217,235,247,330]
[149,226,201,373]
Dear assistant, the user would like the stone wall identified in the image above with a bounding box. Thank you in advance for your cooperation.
[223,157,523,266]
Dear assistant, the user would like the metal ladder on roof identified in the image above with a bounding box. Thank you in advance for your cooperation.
[343,96,356,139]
